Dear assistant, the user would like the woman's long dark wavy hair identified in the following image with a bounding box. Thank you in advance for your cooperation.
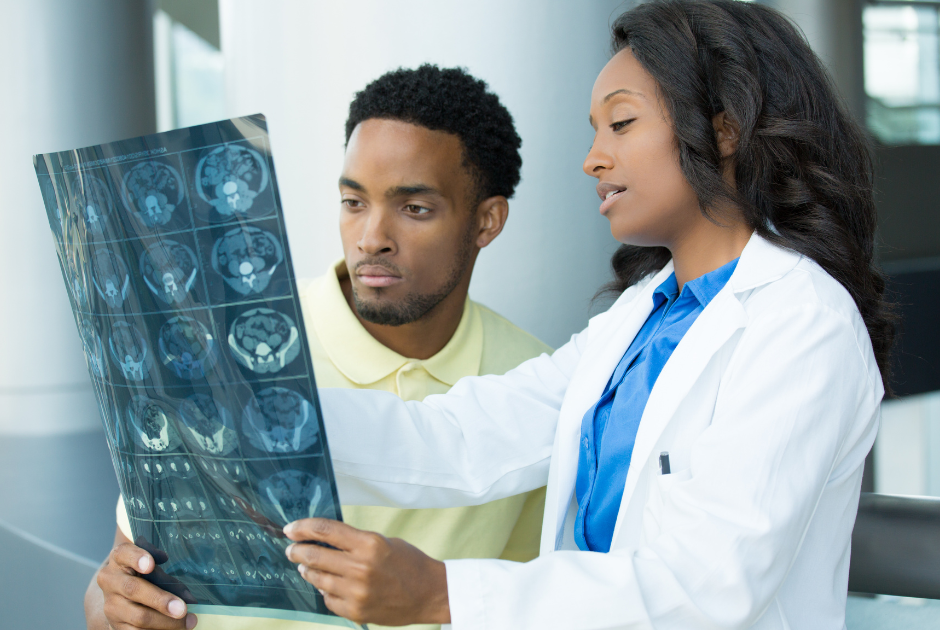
[605,0,895,388]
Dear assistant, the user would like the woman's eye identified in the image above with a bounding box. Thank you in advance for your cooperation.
[611,119,635,132]
[404,205,431,215]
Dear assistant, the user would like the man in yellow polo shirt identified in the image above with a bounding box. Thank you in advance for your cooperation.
[87,65,551,630]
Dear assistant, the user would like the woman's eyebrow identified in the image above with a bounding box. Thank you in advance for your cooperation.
[604,88,645,103]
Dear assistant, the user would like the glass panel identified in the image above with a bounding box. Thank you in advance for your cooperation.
[864,2,940,144]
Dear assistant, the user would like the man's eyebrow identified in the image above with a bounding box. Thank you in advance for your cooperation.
[385,184,441,198]
[603,88,645,103]
[339,177,364,191]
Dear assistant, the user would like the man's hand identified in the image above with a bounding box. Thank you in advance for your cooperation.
[93,538,197,630]
[285,518,450,626]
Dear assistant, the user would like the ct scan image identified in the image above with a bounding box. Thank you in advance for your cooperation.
[157,315,219,380]
[90,247,132,311]
[186,140,276,223]
[130,231,210,313]
[120,156,192,232]
[224,302,304,377]
[108,320,154,383]
[177,393,239,457]
[69,170,118,242]
[79,318,107,380]
[34,116,353,627]
[241,385,320,456]
[126,395,183,454]
[198,219,290,303]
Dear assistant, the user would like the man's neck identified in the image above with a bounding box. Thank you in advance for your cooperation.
[338,271,470,361]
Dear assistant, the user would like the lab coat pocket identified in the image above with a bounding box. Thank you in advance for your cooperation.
[641,468,692,545]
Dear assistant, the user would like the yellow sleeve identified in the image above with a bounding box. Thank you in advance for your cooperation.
[497,486,546,562]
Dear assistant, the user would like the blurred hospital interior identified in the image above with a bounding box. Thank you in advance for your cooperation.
[0,0,939,627]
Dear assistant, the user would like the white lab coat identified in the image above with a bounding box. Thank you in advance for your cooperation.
[319,233,883,630]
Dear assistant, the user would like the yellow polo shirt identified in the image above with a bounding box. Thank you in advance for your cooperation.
[117,261,551,630]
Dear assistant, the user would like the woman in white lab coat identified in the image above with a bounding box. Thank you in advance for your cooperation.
[284,1,895,629]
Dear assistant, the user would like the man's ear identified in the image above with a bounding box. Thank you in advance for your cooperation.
[713,111,740,159]
[474,196,509,249]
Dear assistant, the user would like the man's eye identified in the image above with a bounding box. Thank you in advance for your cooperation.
[342,199,362,208]
[611,119,635,132]
[404,205,431,215]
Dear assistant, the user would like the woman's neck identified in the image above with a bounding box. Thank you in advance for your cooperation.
[669,212,753,290]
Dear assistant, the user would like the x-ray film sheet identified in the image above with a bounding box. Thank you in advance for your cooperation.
[34,116,359,628]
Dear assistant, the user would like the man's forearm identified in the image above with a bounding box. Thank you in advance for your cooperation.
[84,563,109,630]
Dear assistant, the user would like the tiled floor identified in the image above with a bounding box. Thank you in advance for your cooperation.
[0,430,118,563]
[0,429,118,628]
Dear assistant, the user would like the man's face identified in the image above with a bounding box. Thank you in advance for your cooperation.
[339,118,479,326]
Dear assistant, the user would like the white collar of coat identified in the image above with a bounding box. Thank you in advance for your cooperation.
[607,230,802,308]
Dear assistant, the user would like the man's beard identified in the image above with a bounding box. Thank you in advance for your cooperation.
[352,225,474,327]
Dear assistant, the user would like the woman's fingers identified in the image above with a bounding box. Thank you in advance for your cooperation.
[283,519,449,625]
[285,541,348,576]
[284,518,368,551]
[297,569,364,623]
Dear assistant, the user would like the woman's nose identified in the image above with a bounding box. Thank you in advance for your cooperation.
[583,137,614,177]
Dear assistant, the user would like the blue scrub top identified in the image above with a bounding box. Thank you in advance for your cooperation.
[575,258,739,552]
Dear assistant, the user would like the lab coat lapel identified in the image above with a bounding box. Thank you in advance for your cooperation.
[609,231,802,545]
[543,264,675,550]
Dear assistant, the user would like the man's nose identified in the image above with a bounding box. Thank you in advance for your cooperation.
[357,208,396,255]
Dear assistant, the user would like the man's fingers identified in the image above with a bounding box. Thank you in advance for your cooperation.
[98,568,189,620]
[103,596,196,629]
[111,542,156,574]
[284,518,365,551]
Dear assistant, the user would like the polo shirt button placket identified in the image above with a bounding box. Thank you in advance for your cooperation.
[396,362,420,399]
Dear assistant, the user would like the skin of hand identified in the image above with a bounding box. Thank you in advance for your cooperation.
[284,518,450,625]
[85,526,197,630]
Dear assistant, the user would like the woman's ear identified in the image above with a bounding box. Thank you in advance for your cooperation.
[713,111,740,158]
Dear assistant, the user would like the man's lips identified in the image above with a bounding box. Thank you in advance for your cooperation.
[596,181,627,215]
[355,265,404,288]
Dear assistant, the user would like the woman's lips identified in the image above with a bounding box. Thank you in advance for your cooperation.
[599,189,626,214]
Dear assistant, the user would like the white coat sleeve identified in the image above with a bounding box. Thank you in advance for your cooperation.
[319,327,589,509]
[443,304,882,630]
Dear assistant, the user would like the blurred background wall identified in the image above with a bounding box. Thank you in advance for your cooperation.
[215,0,626,350]
[2,0,940,627]
[0,0,154,436]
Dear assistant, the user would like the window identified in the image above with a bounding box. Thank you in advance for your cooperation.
[864,1,940,144]
[153,9,225,132]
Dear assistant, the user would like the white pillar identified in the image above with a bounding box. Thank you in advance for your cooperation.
[0,0,155,435]
[219,0,627,348]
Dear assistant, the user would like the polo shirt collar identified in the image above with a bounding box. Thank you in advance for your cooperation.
[309,260,482,386]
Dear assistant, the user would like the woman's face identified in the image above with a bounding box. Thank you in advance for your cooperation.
[584,48,701,247]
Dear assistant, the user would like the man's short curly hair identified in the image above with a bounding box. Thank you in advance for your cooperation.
[345,64,522,202]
